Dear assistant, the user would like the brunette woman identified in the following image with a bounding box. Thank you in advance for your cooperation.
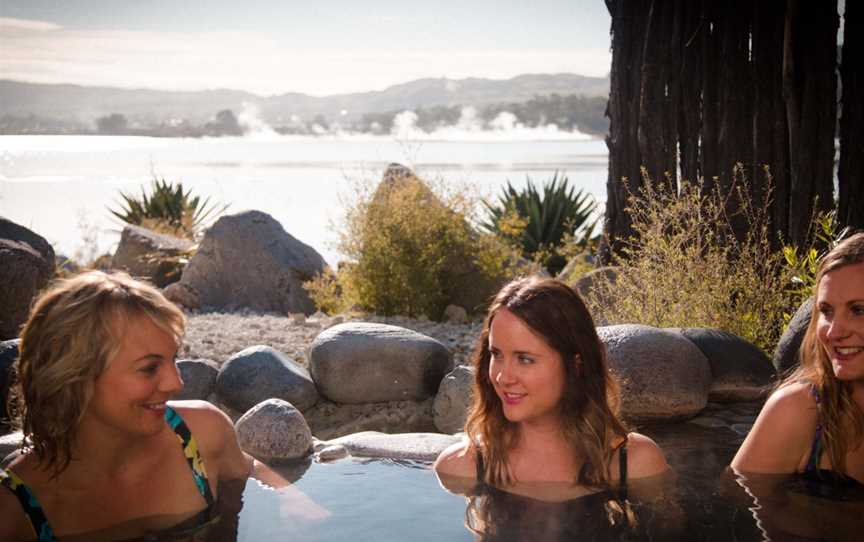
[434,277,669,537]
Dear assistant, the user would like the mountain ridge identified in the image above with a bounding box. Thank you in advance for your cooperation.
[0,73,609,125]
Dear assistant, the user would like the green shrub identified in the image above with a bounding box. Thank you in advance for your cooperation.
[782,209,851,319]
[307,171,522,319]
[109,177,227,239]
[481,172,597,275]
[585,166,797,354]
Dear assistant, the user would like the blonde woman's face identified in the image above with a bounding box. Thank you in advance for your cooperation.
[84,316,183,438]
[816,262,864,382]
[488,309,567,427]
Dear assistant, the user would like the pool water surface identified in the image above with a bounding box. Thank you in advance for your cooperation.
[219,400,863,541]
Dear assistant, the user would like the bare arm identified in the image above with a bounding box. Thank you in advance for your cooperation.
[731,382,816,475]
[433,439,478,495]
[623,432,670,479]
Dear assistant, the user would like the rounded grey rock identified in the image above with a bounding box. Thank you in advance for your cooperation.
[309,323,451,404]
[773,297,813,374]
[433,365,475,434]
[235,398,312,461]
[1,339,20,434]
[216,345,319,413]
[0,218,55,340]
[598,324,711,421]
[175,359,219,401]
[315,444,349,462]
[325,431,462,462]
[676,328,776,402]
[304,398,435,440]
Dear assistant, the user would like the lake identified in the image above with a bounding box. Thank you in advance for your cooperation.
[0,133,609,267]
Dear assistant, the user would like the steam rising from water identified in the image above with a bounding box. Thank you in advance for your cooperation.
[229,104,593,142]
[390,107,592,142]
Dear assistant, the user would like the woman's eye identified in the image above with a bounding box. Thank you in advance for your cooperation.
[518,355,535,365]
[139,364,159,375]
[818,305,833,317]
[852,304,864,316]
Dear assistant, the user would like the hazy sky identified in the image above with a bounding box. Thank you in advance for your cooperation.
[0,0,612,96]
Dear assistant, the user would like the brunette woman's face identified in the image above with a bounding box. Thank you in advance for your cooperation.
[488,309,568,427]
[816,262,864,382]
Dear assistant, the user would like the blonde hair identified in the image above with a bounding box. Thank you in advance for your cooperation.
[10,271,185,476]
[785,232,864,475]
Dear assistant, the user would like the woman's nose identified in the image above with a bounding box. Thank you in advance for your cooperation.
[827,318,849,340]
[160,361,185,394]
[495,360,515,385]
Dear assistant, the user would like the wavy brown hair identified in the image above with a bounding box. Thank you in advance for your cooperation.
[465,276,628,489]
[9,271,185,477]
[785,232,864,476]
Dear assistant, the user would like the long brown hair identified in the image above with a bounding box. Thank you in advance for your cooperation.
[464,276,628,489]
[10,271,185,477]
[785,232,864,475]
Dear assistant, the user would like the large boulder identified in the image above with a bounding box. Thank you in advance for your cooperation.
[433,365,475,434]
[235,399,312,461]
[304,398,436,440]
[111,225,195,287]
[598,324,711,421]
[676,328,776,402]
[773,297,813,374]
[164,210,326,314]
[1,339,20,435]
[175,359,219,401]
[216,345,318,413]
[309,322,451,404]
[0,218,55,340]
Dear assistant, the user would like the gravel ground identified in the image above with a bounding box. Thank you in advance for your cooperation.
[180,310,483,368]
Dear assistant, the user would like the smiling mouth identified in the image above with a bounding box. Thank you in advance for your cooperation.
[501,392,526,404]
[143,402,167,411]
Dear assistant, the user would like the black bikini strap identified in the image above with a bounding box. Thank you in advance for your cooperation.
[618,441,628,501]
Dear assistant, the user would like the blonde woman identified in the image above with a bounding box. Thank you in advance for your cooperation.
[0,271,253,541]
[732,232,864,485]
[434,277,669,537]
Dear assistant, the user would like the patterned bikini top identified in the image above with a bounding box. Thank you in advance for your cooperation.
[0,406,214,542]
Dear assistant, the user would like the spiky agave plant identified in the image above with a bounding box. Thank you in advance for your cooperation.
[109,177,227,239]
[481,172,597,274]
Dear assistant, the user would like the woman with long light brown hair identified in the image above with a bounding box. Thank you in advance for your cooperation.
[733,232,864,485]
[434,277,668,537]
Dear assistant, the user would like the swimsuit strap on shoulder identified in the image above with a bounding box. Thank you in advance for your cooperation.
[805,384,824,474]
[618,440,628,501]
[0,467,57,542]
[165,406,216,507]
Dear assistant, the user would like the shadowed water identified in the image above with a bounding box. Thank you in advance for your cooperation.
[168,400,861,541]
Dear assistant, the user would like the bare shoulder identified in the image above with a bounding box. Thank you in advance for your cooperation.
[625,433,669,479]
[168,400,252,481]
[730,382,817,474]
[169,400,233,439]
[433,438,478,479]
[0,469,39,541]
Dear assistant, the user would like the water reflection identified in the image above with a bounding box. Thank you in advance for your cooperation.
[438,469,683,541]
[725,469,864,542]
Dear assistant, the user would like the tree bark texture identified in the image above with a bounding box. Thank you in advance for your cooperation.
[603,0,849,258]
[838,0,864,231]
